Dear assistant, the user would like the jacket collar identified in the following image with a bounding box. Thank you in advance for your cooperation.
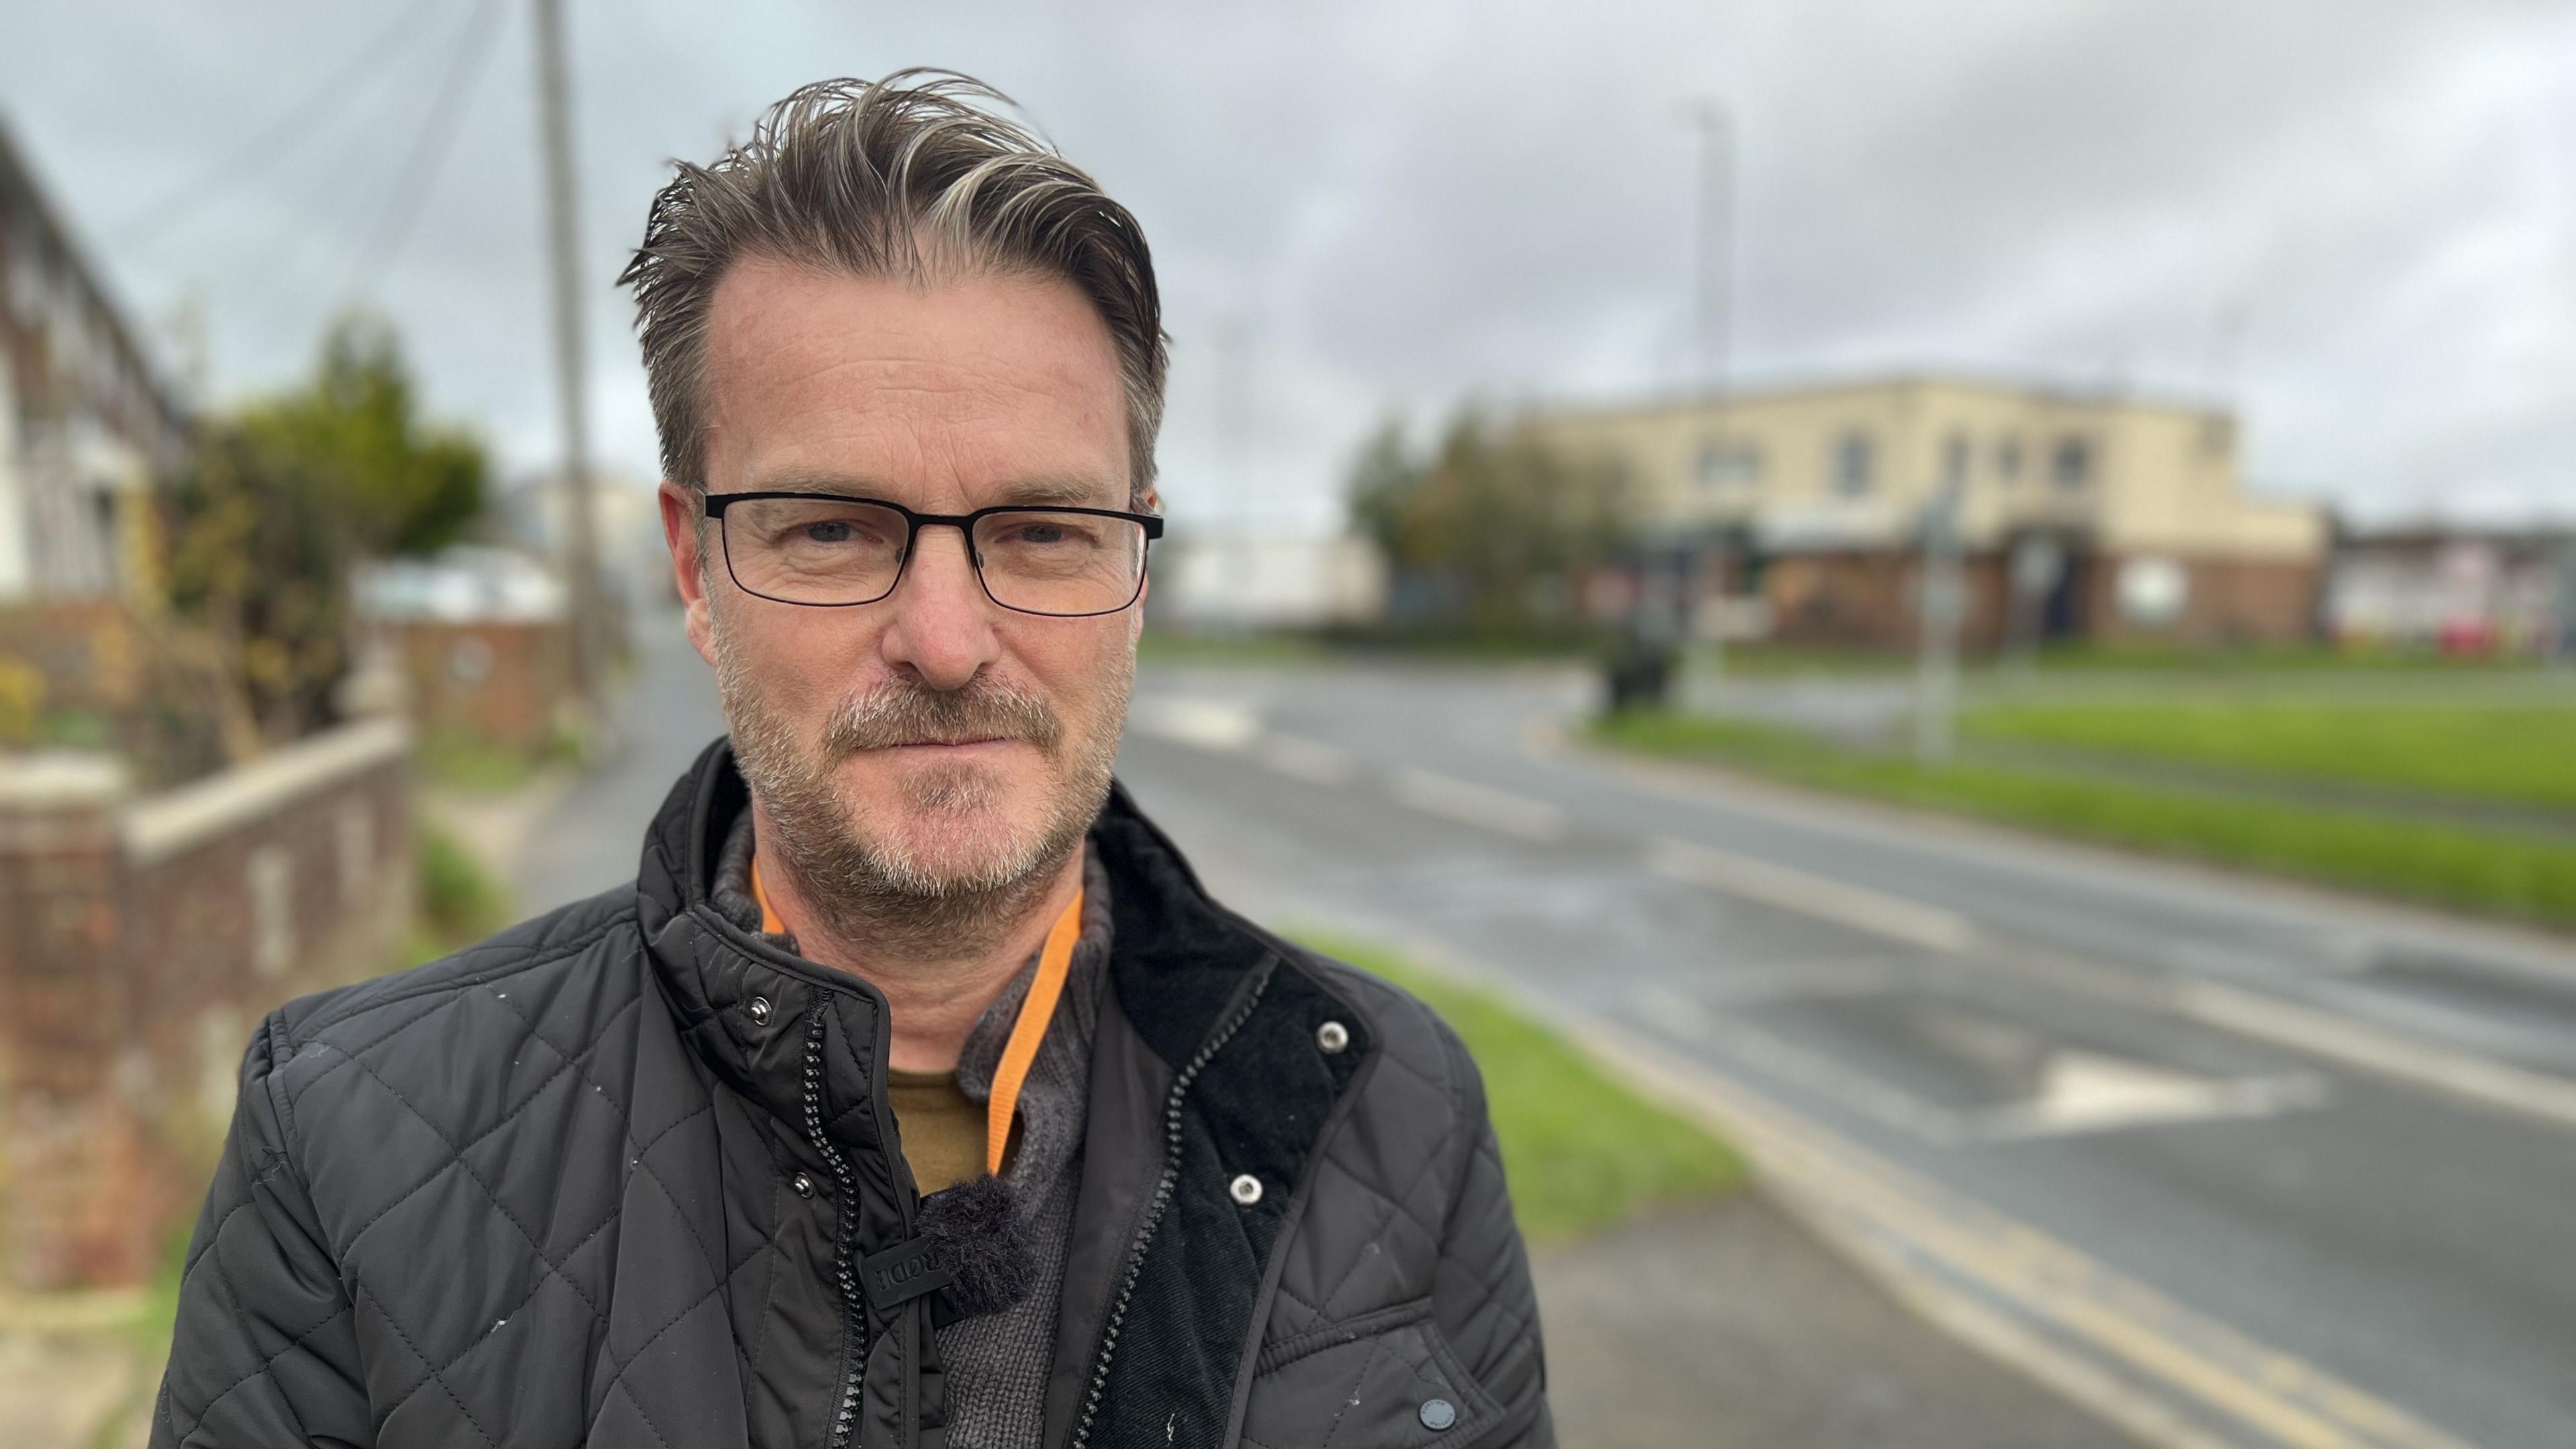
[633,739,1370,1134]
[635,739,903,1190]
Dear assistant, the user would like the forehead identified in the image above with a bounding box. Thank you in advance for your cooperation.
[699,257,1129,504]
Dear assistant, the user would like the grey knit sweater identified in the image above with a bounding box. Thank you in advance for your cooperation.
[713,814,1107,1449]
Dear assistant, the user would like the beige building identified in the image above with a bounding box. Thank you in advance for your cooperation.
[1525,375,2328,648]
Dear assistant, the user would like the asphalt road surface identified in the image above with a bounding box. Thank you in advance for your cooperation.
[524,629,2576,1449]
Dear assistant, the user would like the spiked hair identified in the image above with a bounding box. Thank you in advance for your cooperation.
[619,70,1167,503]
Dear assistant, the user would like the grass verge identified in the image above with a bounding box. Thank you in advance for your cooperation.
[1963,698,2576,814]
[1292,930,1745,1246]
[1593,710,2576,932]
[416,725,591,795]
[412,822,514,959]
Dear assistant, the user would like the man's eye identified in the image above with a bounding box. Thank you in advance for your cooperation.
[800,521,856,544]
[1014,525,1069,545]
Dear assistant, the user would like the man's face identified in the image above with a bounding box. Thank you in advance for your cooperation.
[661,258,1145,914]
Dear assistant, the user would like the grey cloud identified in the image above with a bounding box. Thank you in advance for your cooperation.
[5,0,2567,533]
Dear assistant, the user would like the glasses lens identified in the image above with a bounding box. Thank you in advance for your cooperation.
[722,496,909,604]
[972,510,1148,615]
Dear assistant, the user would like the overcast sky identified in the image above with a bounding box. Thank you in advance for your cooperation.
[7,0,2572,534]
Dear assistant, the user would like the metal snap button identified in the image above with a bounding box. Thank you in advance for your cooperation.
[1316,1020,1350,1054]
[748,995,773,1026]
[1419,1398,1457,1431]
[790,1172,815,1198]
[1228,1173,1263,1205]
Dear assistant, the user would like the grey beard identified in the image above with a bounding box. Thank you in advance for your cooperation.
[711,609,1128,961]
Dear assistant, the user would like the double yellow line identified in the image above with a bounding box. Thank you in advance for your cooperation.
[1582,1017,2483,1449]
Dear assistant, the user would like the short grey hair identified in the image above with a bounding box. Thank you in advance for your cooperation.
[619,70,1167,504]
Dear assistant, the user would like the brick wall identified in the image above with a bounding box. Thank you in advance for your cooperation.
[392,619,570,751]
[0,718,411,1289]
[1757,549,2318,649]
[1760,551,2012,649]
[2083,554,2322,646]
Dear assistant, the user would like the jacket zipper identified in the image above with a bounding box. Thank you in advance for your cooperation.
[802,1002,867,1449]
[1069,967,1273,1449]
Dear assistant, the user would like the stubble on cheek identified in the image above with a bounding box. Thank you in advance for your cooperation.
[706,593,1132,929]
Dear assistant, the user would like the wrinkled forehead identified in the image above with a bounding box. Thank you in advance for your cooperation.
[699,257,1130,511]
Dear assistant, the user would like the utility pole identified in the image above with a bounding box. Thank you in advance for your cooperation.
[1688,99,1734,680]
[1915,472,1966,763]
[533,0,601,711]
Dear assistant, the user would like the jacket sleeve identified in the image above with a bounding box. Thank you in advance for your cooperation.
[1430,1030,1554,1449]
[152,1015,374,1448]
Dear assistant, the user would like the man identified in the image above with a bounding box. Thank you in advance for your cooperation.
[153,72,1548,1449]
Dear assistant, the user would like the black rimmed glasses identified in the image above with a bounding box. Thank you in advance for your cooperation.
[700,490,1164,617]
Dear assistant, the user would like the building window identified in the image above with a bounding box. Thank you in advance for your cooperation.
[2052,436,2093,490]
[1943,432,1970,489]
[1996,435,2023,482]
[1696,440,1763,490]
[1832,431,1875,498]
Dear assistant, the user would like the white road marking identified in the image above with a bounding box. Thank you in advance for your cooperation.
[1131,698,1261,751]
[1974,1052,2329,1141]
[2177,980,2576,1131]
[1389,769,1566,843]
[1644,834,2576,1139]
[1258,733,1359,787]
[1242,909,2473,1449]
[1644,835,1981,954]
[1643,986,2328,1145]
[1578,1014,2487,1449]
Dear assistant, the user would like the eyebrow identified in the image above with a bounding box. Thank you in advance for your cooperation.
[733,471,1126,510]
[986,476,1124,508]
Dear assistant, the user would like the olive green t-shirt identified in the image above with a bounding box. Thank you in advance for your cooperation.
[887,1069,1026,1195]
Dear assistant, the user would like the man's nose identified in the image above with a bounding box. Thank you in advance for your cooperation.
[879,524,1002,689]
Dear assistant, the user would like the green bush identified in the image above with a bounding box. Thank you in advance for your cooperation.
[416,822,511,954]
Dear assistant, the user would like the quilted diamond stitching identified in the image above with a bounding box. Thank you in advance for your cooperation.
[284,991,476,1117]
[608,1376,684,1449]
[1316,1137,1456,1318]
[739,1173,790,1380]
[366,1191,626,1429]
[166,1296,352,1442]
[1317,1337,1390,1449]
[356,1289,502,1448]
[590,1241,777,1416]
[328,990,647,1262]
[478,988,733,1278]
[319,1046,615,1330]
[171,1197,256,1299]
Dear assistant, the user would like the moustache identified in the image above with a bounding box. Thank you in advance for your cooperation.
[821,678,1063,756]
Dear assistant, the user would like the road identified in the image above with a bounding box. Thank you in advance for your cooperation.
[523,631,2576,1449]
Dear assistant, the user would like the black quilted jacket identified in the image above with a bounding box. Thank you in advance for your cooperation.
[152,741,1552,1448]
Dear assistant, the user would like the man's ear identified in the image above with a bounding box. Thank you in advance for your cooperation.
[1130,486,1160,645]
[658,480,719,667]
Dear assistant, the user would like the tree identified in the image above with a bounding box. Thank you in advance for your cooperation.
[1345,407,1635,635]
[161,316,488,753]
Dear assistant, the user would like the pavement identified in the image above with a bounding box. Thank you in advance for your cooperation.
[495,628,2576,1449]
[1534,1195,2139,1448]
